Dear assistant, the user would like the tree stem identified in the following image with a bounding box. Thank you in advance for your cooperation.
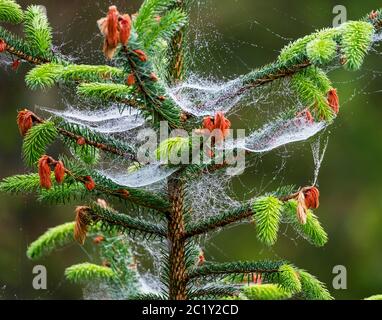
[167,178,187,300]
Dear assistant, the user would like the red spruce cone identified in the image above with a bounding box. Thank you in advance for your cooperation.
[303,186,320,210]
[38,156,52,189]
[0,39,6,52]
[17,109,34,136]
[74,206,92,245]
[133,49,148,62]
[150,72,159,82]
[83,176,96,191]
[12,59,21,71]
[202,111,231,141]
[327,88,339,114]
[54,161,66,184]
[93,235,105,245]
[77,137,86,146]
[127,73,136,85]
[119,14,132,46]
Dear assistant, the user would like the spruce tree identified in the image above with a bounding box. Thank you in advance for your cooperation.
[0,0,380,300]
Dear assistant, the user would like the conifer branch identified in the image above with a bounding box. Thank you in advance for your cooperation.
[188,285,240,300]
[185,204,253,238]
[88,203,167,239]
[23,110,138,161]
[187,261,285,281]
[197,12,382,111]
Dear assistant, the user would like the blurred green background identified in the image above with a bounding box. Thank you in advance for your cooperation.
[1,0,382,299]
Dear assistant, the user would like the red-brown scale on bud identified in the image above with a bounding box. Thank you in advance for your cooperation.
[119,14,132,46]
[369,10,378,20]
[303,186,320,210]
[327,88,339,114]
[54,160,66,184]
[107,6,120,48]
[198,251,205,266]
[133,49,148,62]
[202,111,231,141]
[93,235,105,245]
[38,155,52,189]
[127,73,136,86]
[12,59,21,71]
[150,72,159,82]
[297,108,314,124]
[83,176,96,191]
[0,39,6,52]
[17,109,34,136]
[74,206,92,245]
[117,189,130,199]
[77,137,86,146]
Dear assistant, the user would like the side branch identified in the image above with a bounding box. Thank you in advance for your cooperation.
[198,11,382,110]
[25,110,137,161]
[185,204,253,238]
[186,261,284,281]
[0,27,51,65]
[88,203,167,238]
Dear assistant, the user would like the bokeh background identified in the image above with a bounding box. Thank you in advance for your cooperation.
[1,0,382,299]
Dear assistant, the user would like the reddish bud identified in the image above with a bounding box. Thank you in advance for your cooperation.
[252,273,262,285]
[102,260,111,268]
[38,156,52,189]
[297,108,314,124]
[17,109,34,136]
[12,59,21,71]
[117,189,130,199]
[127,73,136,86]
[303,186,320,210]
[0,39,6,53]
[154,15,161,23]
[54,161,66,184]
[93,235,105,245]
[74,206,92,245]
[83,176,96,191]
[133,49,148,62]
[119,14,132,46]
[107,6,120,48]
[202,116,215,132]
[369,10,378,19]
[198,253,205,266]
[327,88,339,114]
[77,137,86,146]
[296,191,307,225]
[149,72,159,82]
[158,95,166,101]
[202,111,231,141]
[97,198,108,209]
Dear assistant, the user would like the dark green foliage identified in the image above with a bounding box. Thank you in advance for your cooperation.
[89,202,167,239]
[187,261,286,281]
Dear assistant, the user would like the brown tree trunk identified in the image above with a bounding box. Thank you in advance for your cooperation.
[167,178,187,300]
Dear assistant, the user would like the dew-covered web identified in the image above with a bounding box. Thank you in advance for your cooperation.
[24,0,382,297]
